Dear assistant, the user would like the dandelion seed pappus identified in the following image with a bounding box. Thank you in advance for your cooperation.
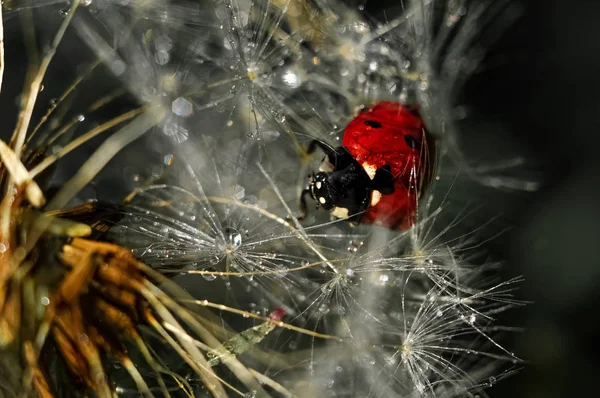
[301,101,435,230]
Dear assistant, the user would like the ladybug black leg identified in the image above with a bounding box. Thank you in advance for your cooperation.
[307,140,353,161]
[306,140,357,170]
[371,165,395,195]
[297,187,313,221]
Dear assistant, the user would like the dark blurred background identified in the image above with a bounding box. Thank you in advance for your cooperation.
[459,0,600,397]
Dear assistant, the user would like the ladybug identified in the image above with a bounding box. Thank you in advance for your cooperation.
[300,101,435,230]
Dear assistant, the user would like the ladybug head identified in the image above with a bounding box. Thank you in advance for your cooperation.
[300,144,394,221]
[308,172,337,211]
[305,165,372,220]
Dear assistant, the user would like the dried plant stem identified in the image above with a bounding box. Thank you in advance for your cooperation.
[141,282,271,397]
[14,108,164,270]
[23,342,53,398]
[31,87,127,152]
[185,299,342,341]
[248,368,296,398]
[10,0,81,157]
[188,259,340,277]
[145,310,231,398]
[0,4,4,94]
[28,106,148,178]
[25,59,102,146]
[0,141,45,207]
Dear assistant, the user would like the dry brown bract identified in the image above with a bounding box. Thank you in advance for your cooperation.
[26,235,235,398]
[36,238,149,397]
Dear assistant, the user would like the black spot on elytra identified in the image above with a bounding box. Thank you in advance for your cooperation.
[364,120,382,128]
[404,135,420,149]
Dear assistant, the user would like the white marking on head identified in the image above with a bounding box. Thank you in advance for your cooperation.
[319,197,327,204]
[316,181,322,189]
[361,162,377,180]
[319,156,334,172]
[331,206,349,218]
[370,190,382,207]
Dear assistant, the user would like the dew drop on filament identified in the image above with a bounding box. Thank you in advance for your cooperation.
[202,267,217,281]
[347,241,359,253]
[224,227,242,250]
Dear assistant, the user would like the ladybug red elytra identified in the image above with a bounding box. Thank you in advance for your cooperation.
[300,101,435,230]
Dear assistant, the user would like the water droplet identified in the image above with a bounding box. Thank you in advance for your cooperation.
[76,114,85,122]
[281,69,302,89]
[110,60,126,76]
[231,185,245,200]
[40,297,50,306]
[347,241,359,253]
[59,5,70,17]
[468,314,476,325]
[202,268,217,281]
[318,304,330,314]
[155,35,173,52]
[261,130,280,142]
[224,227,242,250]
[155,50,170,65]
[488,376,496,385]
[172,97,193,117]
[49,98,58,106]
[0,243,6,253]
[164,154,174,166]
[415,382,425,393]
[226,120,234,127]
[379,274,389,284]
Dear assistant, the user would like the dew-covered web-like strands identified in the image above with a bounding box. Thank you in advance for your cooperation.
[110,152,367,317]
[0,0,533,397]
